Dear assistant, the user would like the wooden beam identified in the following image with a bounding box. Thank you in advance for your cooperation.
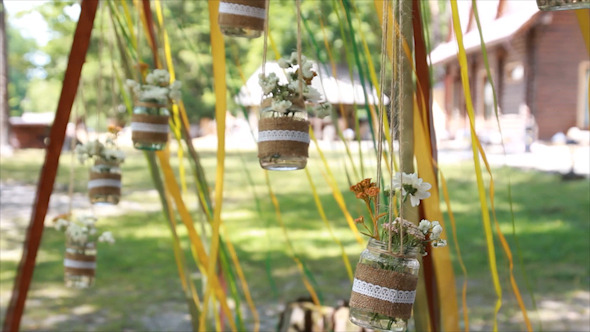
[2,1,98,331]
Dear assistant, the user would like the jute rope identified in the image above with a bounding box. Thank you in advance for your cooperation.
[218,0,266,33]
[350,263,418,320]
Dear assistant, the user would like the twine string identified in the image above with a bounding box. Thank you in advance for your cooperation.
[375,0,388,243]
[260,0,270,107]
[396,0,405,255]
[295,0,304,105]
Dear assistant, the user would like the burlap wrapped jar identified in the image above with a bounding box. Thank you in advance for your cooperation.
[64,241,96,288]
[349,238,420,331]
[536,0,590,11]
[218,0,266,38]
[88,161,121,205]
[131,100,170,151]
[258,99,310,171]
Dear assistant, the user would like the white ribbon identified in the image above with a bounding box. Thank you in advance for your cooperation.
[131,122,169,134]
[88,179,121,190]
[64,258,96,269]
[258,130,310,143]
[219,2,266,19]
[352,278,416,304]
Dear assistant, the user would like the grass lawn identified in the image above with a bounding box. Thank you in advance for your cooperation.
[0,147,588,331]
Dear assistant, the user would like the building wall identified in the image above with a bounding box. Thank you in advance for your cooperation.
[530,11,587,139]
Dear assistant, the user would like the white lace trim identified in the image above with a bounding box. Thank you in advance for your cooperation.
[258,130,310,143]
[352,278,416,304]
[219,2,265,19]
[131,122,169,133]
[64,258,96,269]
[88,179,122,190]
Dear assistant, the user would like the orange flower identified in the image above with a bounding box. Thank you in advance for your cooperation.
[108,125,122,134]
[365,186,380,198]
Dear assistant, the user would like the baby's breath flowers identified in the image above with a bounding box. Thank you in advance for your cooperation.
[75,126,125,165]
[258,52,332,118]
[350,172,446,255]
[125,69,182,104]
[52,215,115,247]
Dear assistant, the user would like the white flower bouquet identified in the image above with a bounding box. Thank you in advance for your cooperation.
[53,214,115,288]
[258,52,331,118]
[125,69,180,151]
[348,173,447,331]
[75,126,125,165]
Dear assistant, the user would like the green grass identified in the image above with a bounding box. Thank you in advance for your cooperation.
[0,148,588,331]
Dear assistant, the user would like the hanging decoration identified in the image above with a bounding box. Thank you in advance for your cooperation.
[126,69,181,151]
[218,0,266,38]
[75,126,125,205]
[52,214,115,288]
[257,53,331,170]
[347,176,447,331]
[536,0,589,11]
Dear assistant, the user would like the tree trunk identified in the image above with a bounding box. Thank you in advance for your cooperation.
[0,0,10,152]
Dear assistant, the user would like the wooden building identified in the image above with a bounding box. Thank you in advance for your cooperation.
[430,0,589,144]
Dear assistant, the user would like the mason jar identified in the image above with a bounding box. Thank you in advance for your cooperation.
[218,0,266,38]
[64,240,96,288]
[88,161,121,205]
[349,238,420,332]
[536,0,589,10]
[131,100,170,151]
[257,101,310,171]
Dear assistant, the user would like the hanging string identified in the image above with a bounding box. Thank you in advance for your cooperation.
[375,0,389,244]
[395,0,405,255]
[96,1,105,134]
[67,82,84,216]
[260,0,270,107]
[295,0,304,103]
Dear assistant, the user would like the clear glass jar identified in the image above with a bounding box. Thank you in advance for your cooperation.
[536,0,589,10]
[349,238,420,332]
[88,161,121,205]
[258,104,310,171]
[131,100,170,151]
[218,0,265,39]
[64,240,96,288]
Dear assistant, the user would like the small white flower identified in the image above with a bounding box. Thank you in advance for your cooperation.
[289,52,307,65]
[54,218,70,231]
[301,61,314,79]
[98,231,115,244]
[432,239,447,248]
[278,58,291,69]
[392,172,432,207]
[66,223,88,244]
[170,80,182,90]
[418,219,431,234]
[259,73,279,95]
[302,86,321,102]
[431,224,443,240]
[272,100,292,114]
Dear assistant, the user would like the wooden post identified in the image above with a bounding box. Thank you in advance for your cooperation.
[2,1,98,331]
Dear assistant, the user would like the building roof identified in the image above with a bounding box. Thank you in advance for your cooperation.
[235,62,387,107]
[429,1,541,65]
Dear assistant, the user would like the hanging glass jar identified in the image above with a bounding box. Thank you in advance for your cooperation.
[349,238,420,332]
[88,161,121,205]
[64,240,96,288]
[131,100,170,151]
[218,0,266,38]
[258,99,310,171]
[536,0,589,11]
